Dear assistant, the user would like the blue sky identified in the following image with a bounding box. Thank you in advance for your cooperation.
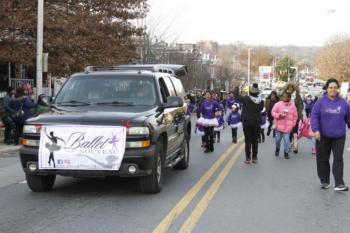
[146,0,350,46]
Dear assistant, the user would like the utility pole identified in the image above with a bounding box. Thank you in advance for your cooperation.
[248,48,251,88]
[287,57,290,82]
[36,0,44,98]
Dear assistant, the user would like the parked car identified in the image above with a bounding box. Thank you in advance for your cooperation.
[19,64,191,194]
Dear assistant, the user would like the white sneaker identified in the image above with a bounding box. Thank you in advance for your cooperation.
[321,183,330,189]
[334,185,349,191]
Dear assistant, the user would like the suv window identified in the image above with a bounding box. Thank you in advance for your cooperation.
[171,77,186,99]
[163,77,176,96]
[158,78,170,103]
[55,75,157,106]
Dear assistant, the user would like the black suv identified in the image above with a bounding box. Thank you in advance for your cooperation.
[20,64,191,193]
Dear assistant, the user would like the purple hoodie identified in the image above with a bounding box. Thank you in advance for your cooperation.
[311,93,350,138]
[260,113,267,126]
[216,115,225,127]
[304,99,313,110]
[200,99,222,119]
[227,111,241,126]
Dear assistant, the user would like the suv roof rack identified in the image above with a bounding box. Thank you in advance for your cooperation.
[84,64,188,77]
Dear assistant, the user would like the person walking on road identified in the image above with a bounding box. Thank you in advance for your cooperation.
[214,108,225,143]
[265,91,279,137]
[272,92,298,159]
[285,82,304,154]
[199,91,222,153]
[195,91,204,119]
[234,83,264,164]
[311,78,350,191]
[259,108,267,143]
[304,94,314,118]
[226,91,240,120]
[227,103,241,144]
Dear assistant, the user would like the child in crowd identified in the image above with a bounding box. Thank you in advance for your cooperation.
[304,95,314,118]
[227,103,241,143]
[195,119,206,148]
[259,108,267,143]
[214,109,225,143]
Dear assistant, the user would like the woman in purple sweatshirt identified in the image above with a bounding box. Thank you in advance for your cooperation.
[311,78,350,191]
[199,91,222,153]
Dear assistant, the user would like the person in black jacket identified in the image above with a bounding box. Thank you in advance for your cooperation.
[234,83,264,164]
[1,87,15,144]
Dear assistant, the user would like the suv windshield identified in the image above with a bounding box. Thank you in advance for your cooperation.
[55,75,157,106]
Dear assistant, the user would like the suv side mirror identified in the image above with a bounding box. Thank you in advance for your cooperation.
[164,96,184,108]
[38,95,54,106]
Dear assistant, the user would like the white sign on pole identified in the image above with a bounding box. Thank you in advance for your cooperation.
[38,125,127,171]
[259,66,273,80]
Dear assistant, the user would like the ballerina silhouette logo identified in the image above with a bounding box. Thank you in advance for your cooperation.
[44,128,65,168]
[109,133,119,152]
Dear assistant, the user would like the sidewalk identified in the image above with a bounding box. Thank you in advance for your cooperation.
[0,127,21,155]
[0,143,21,155]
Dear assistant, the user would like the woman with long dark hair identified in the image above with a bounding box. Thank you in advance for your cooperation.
[265,91,279,137]
[311,78,350,191]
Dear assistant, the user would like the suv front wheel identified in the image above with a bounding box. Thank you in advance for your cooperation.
[26,174,56,192]
[139,141,164,194]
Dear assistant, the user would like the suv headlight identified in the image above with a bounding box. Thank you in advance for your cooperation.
[127,127,149,135]
[23,125,42,134]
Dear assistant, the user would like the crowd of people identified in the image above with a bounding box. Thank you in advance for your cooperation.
[189,78,350,192]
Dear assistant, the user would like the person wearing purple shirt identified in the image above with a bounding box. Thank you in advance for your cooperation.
[199,91,223,153]
[304,95,314,118]
[226,92,240,118]
[214,110,225,143]
[311,78,350,191]
[227,103,241,143]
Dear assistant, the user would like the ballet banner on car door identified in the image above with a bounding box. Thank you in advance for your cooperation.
[38,125,126,170]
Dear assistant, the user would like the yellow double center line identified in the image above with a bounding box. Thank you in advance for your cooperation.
[152,138,245,233]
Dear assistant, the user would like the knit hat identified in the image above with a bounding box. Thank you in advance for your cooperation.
[232,103,239,109]
[249,83,259,94]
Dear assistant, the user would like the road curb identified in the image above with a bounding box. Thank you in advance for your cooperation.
[0,144,21,155]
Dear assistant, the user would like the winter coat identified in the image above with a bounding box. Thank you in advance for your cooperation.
[311,93,350,138]
[234,87,264,127]
[272,100,298,133]
[10,96,37,124]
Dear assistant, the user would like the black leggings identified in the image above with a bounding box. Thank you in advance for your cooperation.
[204,127,214,151]
[305,109,311,118]
[231,128,237,139]
[214,131,220,140]
[243,125,260,160]
[259,129,265,142]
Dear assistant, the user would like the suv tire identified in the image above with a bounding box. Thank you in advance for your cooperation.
[139,142,164,194]
[174,138,189,170]
[26,174,56,192]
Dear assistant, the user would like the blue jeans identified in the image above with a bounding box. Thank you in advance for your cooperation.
[275,131,290,153]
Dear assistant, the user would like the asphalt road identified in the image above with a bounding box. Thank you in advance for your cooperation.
[1,118,350,233]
